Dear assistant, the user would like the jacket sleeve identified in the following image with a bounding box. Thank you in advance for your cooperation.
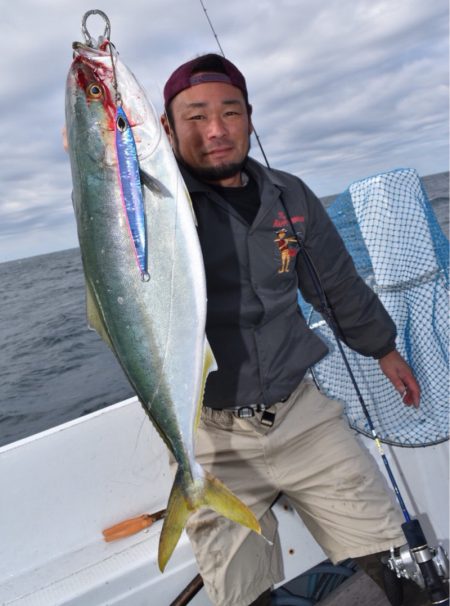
[295,180,397,359]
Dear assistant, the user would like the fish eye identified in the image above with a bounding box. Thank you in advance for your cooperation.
[87,83,103,99]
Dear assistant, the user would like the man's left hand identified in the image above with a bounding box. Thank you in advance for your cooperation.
[378,350,420,408]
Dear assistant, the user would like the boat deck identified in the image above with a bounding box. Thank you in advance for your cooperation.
[1,398,445,606]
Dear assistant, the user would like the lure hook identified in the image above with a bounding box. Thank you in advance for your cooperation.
[81,9,111,48]
[108,42,122,107]
[80,10,121,107]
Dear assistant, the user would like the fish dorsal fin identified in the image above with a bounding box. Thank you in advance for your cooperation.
[86,279,114,351]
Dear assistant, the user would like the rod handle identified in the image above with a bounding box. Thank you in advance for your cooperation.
[102,509,166,542]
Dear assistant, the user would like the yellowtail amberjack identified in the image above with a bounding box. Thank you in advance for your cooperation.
[65,14,260,572]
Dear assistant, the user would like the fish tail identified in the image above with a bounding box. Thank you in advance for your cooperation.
[158,467,261,572]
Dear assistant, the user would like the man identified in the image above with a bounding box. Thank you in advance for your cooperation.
[161,53,420,606]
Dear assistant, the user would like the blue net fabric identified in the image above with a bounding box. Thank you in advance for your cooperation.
[300,168,449,446]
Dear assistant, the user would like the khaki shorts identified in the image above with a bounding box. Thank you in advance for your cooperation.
[173,380,404,606]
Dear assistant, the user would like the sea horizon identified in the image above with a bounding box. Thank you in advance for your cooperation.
[1,170,448,267]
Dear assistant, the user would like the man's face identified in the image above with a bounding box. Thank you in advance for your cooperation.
[163,80,253,187]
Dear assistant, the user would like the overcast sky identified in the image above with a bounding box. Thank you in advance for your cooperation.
[1,0,448,262]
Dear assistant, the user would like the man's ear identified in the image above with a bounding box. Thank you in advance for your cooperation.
[161,114,171,138]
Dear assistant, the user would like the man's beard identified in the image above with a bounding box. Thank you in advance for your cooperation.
[171,129,250,184]
[181,158,248,183]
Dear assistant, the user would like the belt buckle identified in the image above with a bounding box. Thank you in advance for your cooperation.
[260,410,275,427]
[234,406,256,419]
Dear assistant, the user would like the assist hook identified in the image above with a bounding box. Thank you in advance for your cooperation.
[80,10,122,106]
[81,9,111,48]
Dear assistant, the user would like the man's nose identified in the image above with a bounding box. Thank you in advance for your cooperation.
[207,116,227,138]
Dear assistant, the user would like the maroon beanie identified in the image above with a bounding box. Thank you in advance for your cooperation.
[163,53,248,108]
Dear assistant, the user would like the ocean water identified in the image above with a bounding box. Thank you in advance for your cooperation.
[0,172,448,447]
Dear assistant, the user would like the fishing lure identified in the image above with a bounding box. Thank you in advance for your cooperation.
[115,106,149,280]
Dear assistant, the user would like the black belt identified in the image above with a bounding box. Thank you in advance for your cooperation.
[214,394,291,427]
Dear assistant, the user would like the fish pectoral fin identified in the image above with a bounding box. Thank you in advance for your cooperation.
[158,467,261,572]
[139,168,172,198]
[85,279,114,351]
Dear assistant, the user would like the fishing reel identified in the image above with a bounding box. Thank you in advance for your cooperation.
[384,520,449,605]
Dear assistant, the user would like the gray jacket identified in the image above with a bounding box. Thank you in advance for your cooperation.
[180,158,396,408]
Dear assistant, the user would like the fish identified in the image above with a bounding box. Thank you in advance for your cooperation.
[65,40,261,571]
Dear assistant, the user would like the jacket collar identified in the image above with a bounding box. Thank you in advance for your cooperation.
[177,157,286,230]
[245,157,288,190]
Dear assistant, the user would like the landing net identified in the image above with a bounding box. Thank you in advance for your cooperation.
[299,168,449,447]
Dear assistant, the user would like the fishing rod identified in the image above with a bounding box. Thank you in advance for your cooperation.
[198,2,449,604]
[198,0,271,170]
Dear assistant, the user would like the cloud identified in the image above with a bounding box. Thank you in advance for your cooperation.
[0,0,448,261]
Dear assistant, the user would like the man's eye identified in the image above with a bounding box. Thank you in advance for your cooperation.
[188,115,205,121]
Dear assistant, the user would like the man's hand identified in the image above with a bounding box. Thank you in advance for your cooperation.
[62,126,68,152]
[378,350,420,408]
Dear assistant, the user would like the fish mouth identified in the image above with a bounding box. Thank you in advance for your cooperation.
[72,41,110,56]
[71,42,112,71]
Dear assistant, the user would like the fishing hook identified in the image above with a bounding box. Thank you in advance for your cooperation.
[81,9,111,48]
[107,41,122,107]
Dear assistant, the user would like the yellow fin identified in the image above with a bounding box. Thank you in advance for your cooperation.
[194,339,217,430]
[85,279,114,350]
[158,469,190,572]
[202,470,261,534]
[158,466,260,572]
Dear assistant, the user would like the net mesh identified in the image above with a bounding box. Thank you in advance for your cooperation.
[299,168,449,447]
